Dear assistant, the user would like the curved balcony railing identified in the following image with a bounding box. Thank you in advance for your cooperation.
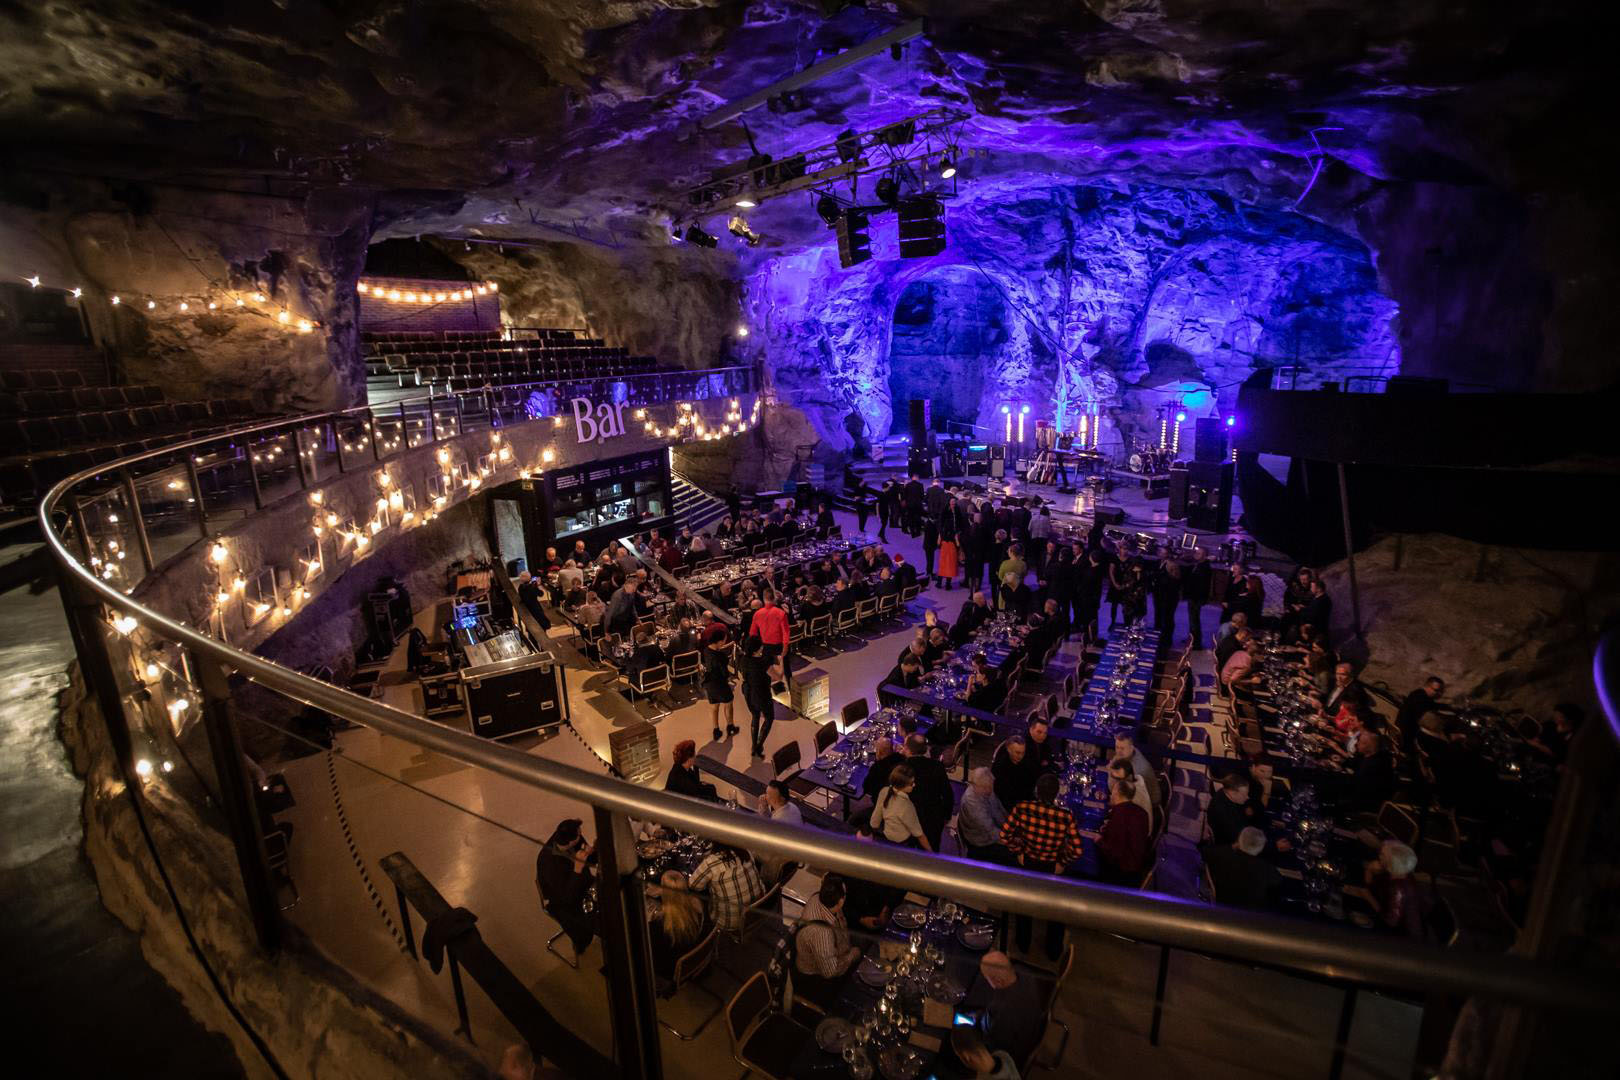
[37,363,1620,1078]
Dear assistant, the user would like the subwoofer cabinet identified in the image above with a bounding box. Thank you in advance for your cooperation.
[460,651,566,740]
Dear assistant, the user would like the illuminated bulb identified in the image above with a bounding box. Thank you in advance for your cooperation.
[388,490,403,510]
[26,275,41,288]
[475,285,486,296]
[231,575,246,592]
[436,447,450,465]
[146,300,156,309]
[298,319,312,331]
[354,533,369,550]
[375,497,388,512]
[541,448,556,464]
[309,491,323,505]
[736,198,757,208]
[552,416,564,428]
[162,760,173,774]
[498,445,512,462]
[324,511,338,528]
[135,758,154,779]
[281,605,293,618]
[207,301,217,310]
[357,283,369,294]
[111,296,121,305]
[387,290,401,301]
[468,475,482,490]
[72,287,83,298]
[404,292,417,303]
[488,282,497,292]
[253,292,266,302]
[216,589,231,605]
[112,614,138,635]
[145,662,160,680]
[179,302,189,312]
[736,324,749,338]
[434,292,447,302]
[253,602,271,617]
[376,470,391,487]
[235,298,244,307]
[108,513,119,523]
[209,541,228,564]
[277,310,290,324]
[369,519,383,534]
[168,697,190,716]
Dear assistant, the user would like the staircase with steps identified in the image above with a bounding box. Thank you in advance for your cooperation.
[670,473,729,533]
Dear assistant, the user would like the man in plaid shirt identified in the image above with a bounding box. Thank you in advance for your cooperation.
[999,772,1081,959]
[689,844,764,932]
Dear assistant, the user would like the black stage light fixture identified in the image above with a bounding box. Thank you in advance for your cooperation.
[748,152,775,186]
[896,196,946,258]
[684,224,718,248]
[816,193,842,227]
[880,120,916,147]
[775,153,807,183]
[835,128,861,164]
[939,155,957,179]
[875,172,901,207]
[835,209,872,268]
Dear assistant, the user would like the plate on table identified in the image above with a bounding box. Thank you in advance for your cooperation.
[892,902,927,929]
[879,1043,926,1080]
[926,973,967,1004]
[956,921,995,951]
[815,1016,854,1052]
[856,956,893,987]
[635,839,671,859]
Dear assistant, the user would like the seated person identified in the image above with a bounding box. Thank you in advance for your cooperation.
[688,844,764,934]
[991,734,1037,811]
[891,554,918,591]
[1363,840,1428,938]
[648,870,711,982]
[1203,826,1283,911]
[965,653,1008,712]
[948,1025,1022,1080]
[874,566,899,599]
[879,654,925,707]
[923,625,952,669]
[798,585,830,624]
[1213,624,1251,672]
[1220,640,1262,694]
[574,592,605,628]
[536,819,596,957]
[663,617,701,662]
[1107,756,1154,817]
[663,740,718,801]
[624,624,666,680]
[952,591,994,646]
[1345,731,1396,813]
[1204,772,1256,846]
[791,875,864,1008]
[959,951,1045,1065]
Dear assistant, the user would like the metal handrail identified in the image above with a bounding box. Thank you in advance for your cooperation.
[37,423,1620,1019]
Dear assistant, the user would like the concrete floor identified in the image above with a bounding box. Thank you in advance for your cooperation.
[0,537,242,1077]
[263,506,1421,1079]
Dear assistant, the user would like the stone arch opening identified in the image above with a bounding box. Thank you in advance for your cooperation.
[884,266,1009,437]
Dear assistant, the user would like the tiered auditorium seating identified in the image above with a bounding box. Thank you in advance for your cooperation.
[362,328,662,392]
[0,367,260,508]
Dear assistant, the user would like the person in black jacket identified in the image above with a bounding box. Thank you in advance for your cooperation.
[902,473,926,536]
[1203,827,1283,911]
[860,736,902,805]
[879,654,924,707]
[952,591,993,646]
[665,740,718,801]
[1204,773,1255,846]
[1152,559,1183,643]
[901,733,953,851]
[876,480,896,541]
[1183,547,1213,649]
[515,570,551,630]
[536,819,597,955]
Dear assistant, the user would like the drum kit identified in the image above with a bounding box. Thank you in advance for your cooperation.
[1127,446,1174,474]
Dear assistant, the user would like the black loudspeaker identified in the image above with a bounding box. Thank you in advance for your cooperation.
[907,446,934,478]
[1194,418,1228,463]
[1185,461,1234,533]
[1092,505,1127,527]
[896,196,946,258]
[1168,464,1190,520]
[989,443,1005,479]
[836,210,871,267]
[908,398,931,443]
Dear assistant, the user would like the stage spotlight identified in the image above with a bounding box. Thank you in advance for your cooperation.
[736,198,757,208]
[940,155,957,179]
[684,224,718,248]
[1226,415,1237,427]
[728,215,762,247]
[816,193,841,227]
[875,173,900,207]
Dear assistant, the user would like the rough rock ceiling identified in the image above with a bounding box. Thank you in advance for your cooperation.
[1,1,1603,249]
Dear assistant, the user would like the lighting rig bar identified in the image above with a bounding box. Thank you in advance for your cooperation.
[681,108,968,216]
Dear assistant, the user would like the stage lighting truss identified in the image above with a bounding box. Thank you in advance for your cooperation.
[681,108,967,218]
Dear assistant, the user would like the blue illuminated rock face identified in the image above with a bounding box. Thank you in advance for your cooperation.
[744,181,1399,460]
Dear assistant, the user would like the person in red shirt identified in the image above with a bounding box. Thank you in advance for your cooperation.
[747,589,792,685]
[1097,775,1153,886]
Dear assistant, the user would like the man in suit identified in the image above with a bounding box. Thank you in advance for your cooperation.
[1300,578,1332,641]
[902,733,954,851]
[952,591,993,646]
[925,477,949,521]
[1182,546,1213,649]
[902,473,926,536]
[1203,827,1283,910]
[860,736,902,805]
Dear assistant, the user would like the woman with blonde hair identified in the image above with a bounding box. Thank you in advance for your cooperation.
[649,870,711,980]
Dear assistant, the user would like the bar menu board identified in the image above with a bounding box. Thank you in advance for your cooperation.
[609,721,661,785]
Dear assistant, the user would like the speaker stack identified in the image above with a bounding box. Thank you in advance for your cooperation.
[1193,418,1228,463]
[908,398,931,443]
[1184,461,1234,533]
[1168,463,1190,521]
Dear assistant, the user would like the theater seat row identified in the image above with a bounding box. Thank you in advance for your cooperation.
[0,368,98,391]
[1,384,165,416]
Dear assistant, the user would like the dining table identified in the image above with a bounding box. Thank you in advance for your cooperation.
[786,896,1000,1080]
[1065,623,1160,739]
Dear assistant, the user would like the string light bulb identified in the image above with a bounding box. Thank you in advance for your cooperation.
[145,662,160,680]
[112,614,138,635]
[209,541,228,564]
[26,276,40,288]
[111,296,121,305]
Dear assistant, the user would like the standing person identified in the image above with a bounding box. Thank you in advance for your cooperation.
[1096,775,1153,886]
[516,570,552,631]
[921,512,940,584]
[961,510,985,592]
[1183,546,1212,650]
[1028,507,1052,577]
[869,765,930,849]
[957,767,1010,863]
[876,479,896,542]
[903,472,926,536]
[999,773,1082,959]
[936,499,960,590]
[701,626,739,743]
[1153,558,1183,643]
[854,482,873,535]
[925,476,949,522]
[902,733,954,852]
[747,588,792,688]
[738,634,782,759]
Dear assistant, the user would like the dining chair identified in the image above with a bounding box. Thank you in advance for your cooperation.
[723,971,812,1080]
[839,697,870,732]
[657,926,725,1040]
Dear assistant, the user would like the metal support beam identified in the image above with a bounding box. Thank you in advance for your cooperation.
[120,470,155,573]
[196,656,283,951]
[702,19,926,129]
[592,807,662,1080]
[1335,462,1362,639]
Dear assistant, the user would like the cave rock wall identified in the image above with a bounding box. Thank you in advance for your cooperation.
[744,181,1400,460]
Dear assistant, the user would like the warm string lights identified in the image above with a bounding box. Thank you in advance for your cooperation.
[642,398,760,441]
[357,280,498,304]
[16,273,320,334]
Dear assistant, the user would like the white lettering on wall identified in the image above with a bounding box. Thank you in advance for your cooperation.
[571,397,630,444]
